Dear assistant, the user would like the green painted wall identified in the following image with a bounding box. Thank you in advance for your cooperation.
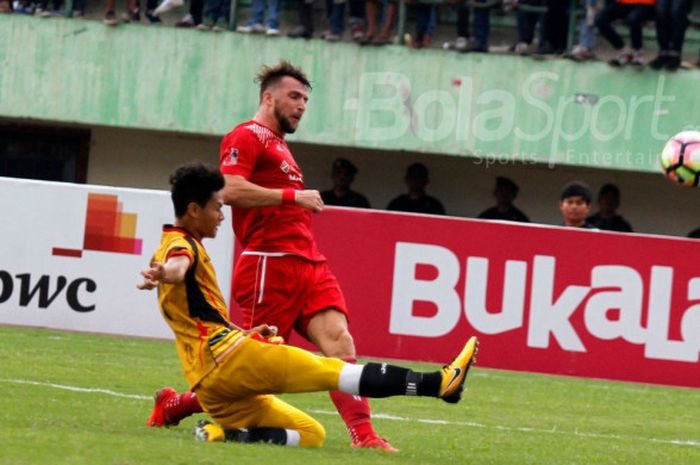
[1,15,698,172]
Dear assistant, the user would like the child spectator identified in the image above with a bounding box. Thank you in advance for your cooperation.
[559,182,597,229]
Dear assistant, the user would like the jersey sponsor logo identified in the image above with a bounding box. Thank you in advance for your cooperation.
[223,148,238,166]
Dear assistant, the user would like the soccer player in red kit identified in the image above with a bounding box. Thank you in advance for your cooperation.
[148,61,398,451]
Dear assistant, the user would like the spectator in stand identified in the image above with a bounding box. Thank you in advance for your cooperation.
[478,176,530,223]
[649,0,694,71]
[463,0,494,52]
[534,0,570,56]
[322,0,347,41]
[586,184,633,232]
[152,0,204,27]
[287,0,314,38]
[288,0,363,40]
[406,0,437,48]
[595,0,656,67]
[236,0,281,35]
[387,162,445,215]
[134,0,164,23]
[362,0,397,45]
[570,0,602,61]
[104,0,138,25]
[321,158,371,208]
[348,0,366,41]
[198,0,230,30]
[0,0,10,12]
[35,0,62,16]
[72,0,87,16]
[512,0,545,55]
[559,182,597,229]
[443,0,470,52]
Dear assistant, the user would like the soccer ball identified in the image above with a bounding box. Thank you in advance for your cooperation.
[660,131,700,187]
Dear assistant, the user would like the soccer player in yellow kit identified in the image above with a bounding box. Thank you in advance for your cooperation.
[138,162,479,448]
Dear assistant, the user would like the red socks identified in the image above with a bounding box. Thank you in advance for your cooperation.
[167,391,204,423]
[329,357,377,442]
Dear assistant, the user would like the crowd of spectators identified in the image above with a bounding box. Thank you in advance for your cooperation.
[1,0,698,68]
[319,157,691,236]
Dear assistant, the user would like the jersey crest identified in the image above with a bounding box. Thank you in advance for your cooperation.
[223,148,238,166]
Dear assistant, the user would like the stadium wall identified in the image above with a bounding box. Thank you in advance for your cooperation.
[1,177,698,388]
[81,124,700,237]
[2,15,700,172]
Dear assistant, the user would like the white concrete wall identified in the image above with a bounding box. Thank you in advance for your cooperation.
[87,125,700,238]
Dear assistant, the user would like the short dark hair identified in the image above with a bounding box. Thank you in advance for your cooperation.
[599,183,620,199]
[169,162,225,218]
[561,181,592,204]
[255,61,312,101]
[406,162,429,180]
[332,158,358,177]
[496,176,519,195]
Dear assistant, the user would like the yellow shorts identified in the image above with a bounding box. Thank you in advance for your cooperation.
[194,335,346,447]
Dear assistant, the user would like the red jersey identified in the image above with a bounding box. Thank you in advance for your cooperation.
[219,120,324,262]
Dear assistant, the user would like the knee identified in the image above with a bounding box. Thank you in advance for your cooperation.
[323,327,356,360]
[299,421,326,448]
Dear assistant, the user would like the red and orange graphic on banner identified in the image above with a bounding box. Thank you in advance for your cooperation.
[53,193,143,257]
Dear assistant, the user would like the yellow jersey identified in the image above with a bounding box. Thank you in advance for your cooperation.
[151,225,243,389]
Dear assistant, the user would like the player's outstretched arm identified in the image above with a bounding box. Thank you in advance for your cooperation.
[223,174,324,213]
[137,256,190,290]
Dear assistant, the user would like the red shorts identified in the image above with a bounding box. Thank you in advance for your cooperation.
[232,254,348,341]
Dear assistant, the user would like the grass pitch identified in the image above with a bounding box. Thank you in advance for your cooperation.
[1,326,698,465]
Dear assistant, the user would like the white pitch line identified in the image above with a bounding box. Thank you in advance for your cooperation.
[307,409,700,448]
[2,378,699,448]
[1,378,150,400]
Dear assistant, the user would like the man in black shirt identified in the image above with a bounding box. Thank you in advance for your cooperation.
[586,184,633,232]
[478,176,530,223]
[387,162,445,215]
[320,158,371,208]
